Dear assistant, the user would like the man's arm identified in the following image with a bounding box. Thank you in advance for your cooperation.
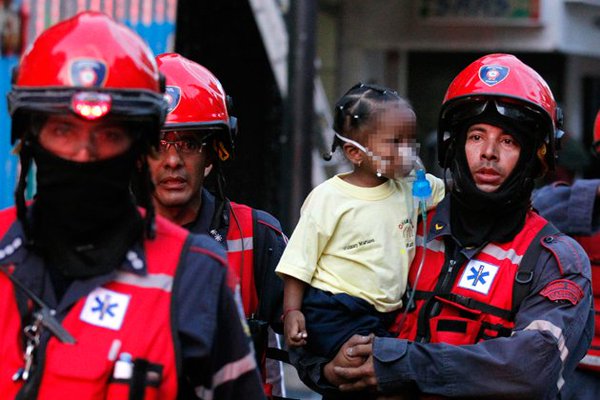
[533,179,600,235]
[176,234,266,399]
[208,274,266,399]
[287,335,374,398]
[252,209,286,332]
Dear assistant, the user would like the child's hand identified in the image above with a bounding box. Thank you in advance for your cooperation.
[284,310,308,347]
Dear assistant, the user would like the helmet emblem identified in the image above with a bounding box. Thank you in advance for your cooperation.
[164,86,181,113]
[479,65,509,86]
[70,59,107,87]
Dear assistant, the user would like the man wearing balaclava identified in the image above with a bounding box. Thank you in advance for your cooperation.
[287,54,593,400]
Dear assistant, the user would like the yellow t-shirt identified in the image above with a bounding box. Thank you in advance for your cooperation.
[276,172,445,312]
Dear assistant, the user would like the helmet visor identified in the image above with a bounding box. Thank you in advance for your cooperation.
[8,87,167,146]
[441,97,546,129]
[8,88,167,122]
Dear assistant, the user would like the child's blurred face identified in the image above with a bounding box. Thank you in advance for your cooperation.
[363,104,417,179]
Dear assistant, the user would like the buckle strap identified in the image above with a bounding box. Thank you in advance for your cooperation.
[443,293,514,321]
[266,347,290,364]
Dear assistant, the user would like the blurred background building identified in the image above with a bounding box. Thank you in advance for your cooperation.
[2,0,600,230]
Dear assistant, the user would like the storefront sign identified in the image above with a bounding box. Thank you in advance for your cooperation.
[418,0,541,25]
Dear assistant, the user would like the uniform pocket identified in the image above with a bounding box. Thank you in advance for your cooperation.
[39,339,112,399]
[428,296,482,345]
[429,315,482,345]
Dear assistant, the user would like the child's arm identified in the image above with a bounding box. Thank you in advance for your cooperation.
[282,275,308,347]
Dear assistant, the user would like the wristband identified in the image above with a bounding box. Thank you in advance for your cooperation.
[280,308,300,322]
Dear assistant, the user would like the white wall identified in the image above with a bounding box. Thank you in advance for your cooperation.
[560,1,600,58]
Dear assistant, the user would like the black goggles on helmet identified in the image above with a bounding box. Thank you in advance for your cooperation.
[8,88,168,144]
[161,124,224,135]
[441,97,548,129]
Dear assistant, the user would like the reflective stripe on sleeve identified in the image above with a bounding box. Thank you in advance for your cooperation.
[194,351,258,400]
[580,354,600,367]
[521,319,568,391]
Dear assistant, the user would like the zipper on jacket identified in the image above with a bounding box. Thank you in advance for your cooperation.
[415,248,460,342]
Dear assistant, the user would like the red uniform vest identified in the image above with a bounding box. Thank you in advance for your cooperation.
[0,209,185,399]
[226,202,258,318]
[573,231,600,372]
[394,210,548,345]
[226,203,275,396]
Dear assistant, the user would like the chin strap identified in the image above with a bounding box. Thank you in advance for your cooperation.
[137,157,156,240]
[209,162,228,237]
[15,141,33,245]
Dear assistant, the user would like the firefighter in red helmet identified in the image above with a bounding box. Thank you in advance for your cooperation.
[0,12,264,399]
[146,53,287,398]
[532,108,600,399]
[290,54,592,399]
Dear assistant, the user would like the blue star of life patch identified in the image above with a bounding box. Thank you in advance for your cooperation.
[479,65,510,86]
[164,86,181,113]
[458,259,500,295]
[69,59,108,87]
[80,287,131,330]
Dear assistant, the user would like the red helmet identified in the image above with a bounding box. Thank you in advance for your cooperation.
[156,53,237,161]
[8,11,167,146]
[438,53,562,170]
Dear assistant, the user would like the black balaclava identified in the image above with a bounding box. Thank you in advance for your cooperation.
[449,108,541,247]
[31,141,143,278]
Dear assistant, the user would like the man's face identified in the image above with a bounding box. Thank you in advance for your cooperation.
[39,114,133,161]
[147,130,211,214]
[465,123,521,193]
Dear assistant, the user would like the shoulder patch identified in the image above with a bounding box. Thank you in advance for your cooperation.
[540,279,584,305]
